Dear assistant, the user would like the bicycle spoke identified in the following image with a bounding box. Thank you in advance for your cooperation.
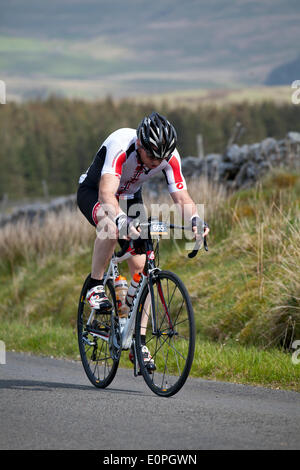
[159,336,171,383]
[77,276,119,389]
[167,339,188,361]
[136,271,195,397]
[167,283,178,313]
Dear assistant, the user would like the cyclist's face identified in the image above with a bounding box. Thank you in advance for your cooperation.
[137,140,162,169]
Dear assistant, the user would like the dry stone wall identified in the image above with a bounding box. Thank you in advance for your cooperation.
[1,132,300,226]
[145,131,300,195]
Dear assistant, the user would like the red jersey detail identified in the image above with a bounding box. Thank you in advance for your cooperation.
[112,150,123,167]
[168,155,183,183]
[176,182,184,190]
[118,164,144,195]
[115,152,126,177]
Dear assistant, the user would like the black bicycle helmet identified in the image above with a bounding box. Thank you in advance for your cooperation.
[137,112,177,160]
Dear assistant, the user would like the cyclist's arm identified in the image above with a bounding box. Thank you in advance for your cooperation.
[98,174,140,239]
[98,174,123,220]
[165,151,209,237]
[171,189,209,238]
[170,189,198,222]
[98,143,127,221]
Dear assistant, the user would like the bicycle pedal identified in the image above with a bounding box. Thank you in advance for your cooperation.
[134,368,153,376]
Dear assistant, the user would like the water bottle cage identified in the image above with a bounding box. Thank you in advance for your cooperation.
[126,280,142,315]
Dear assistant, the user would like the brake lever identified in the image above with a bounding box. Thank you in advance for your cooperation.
[204,237,208,251]
[188,235,208,258]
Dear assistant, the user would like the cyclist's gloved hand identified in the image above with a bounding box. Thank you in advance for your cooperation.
[115,214,140,240]
[191,215,210,239]
[128,218,141,240]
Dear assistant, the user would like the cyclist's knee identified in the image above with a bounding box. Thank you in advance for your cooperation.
[127,254,145,276]
[95,215,118,242]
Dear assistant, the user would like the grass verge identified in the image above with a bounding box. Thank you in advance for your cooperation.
[2,320,298,392]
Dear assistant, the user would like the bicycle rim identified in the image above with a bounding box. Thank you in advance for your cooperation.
[77,275,119,388]
[135,270,195,397]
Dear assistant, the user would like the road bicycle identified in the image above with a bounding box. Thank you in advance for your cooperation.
[77,219,207,397]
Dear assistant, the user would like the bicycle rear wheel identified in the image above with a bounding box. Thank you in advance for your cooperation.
[135,270,195,397]
[77,275,120,388]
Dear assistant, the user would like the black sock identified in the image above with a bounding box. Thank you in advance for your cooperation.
[88,277,103,290]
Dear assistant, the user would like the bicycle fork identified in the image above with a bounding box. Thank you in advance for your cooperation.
[148,271,174,336]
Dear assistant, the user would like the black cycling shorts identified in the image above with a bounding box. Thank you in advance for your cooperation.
[77,181,146,228]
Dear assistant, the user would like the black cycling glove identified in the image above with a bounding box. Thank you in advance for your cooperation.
[115,214,140,240]
[191,215,209,231]
[115,214,131,238]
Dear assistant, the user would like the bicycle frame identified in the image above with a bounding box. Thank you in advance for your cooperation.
[103,238,160,351]
[79,218,204,395]
[96,220,205,353]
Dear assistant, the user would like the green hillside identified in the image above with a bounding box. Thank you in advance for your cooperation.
[1,0,300,99]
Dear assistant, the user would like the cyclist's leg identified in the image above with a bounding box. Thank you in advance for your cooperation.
[123,188,147,275]
[92,236,117,279]
[77,183,99,228]
[127,254,145,277]
[77,183,117,279]
[140,292,151,336]
[77,183,117,314]
[125,192,150,333]
[126,254,149,332]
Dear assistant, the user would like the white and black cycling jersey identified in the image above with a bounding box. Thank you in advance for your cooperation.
[79,128,187,198]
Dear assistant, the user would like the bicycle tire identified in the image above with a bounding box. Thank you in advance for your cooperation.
[77,274,120,388]
[135,270,195,397]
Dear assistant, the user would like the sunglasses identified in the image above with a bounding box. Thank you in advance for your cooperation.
[138,145,162,161]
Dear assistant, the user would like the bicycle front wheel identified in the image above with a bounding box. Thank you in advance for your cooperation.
[135,270,195,397]
[77,275,119,388]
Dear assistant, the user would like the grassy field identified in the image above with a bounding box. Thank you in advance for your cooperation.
[0,171,299,391]
[129,85,294,109]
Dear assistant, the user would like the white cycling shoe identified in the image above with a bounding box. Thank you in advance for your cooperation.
[86,285,112,313]
[129,344,156,373]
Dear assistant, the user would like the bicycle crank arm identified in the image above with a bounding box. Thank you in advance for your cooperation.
[89,331,110,342]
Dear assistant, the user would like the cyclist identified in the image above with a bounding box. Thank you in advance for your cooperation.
[77,111,209,367]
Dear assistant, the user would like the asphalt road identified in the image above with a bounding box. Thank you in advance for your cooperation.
[0,352,299,450]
